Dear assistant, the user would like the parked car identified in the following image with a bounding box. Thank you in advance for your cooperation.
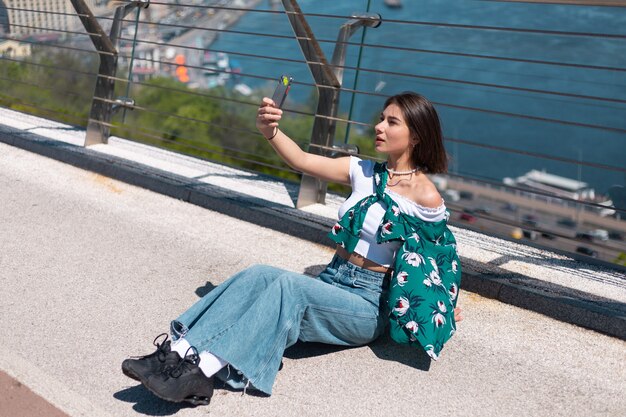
[459,191,474,200]
[576,246,598,258]
[501,203,518,212]
[588,229,609,241]
[460,213,477,223]
[475,206,491,215]
[443,189,460,202]
[523,230,539,240]
[557,218,577,229]
[576,232,594,242]
[522,214,538,227]
[609,231,623,241]
[541,232,556,240]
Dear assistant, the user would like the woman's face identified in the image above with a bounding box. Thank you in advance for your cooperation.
[374,104,414,157]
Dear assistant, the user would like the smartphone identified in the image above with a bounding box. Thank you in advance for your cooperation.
[271,75,293,109]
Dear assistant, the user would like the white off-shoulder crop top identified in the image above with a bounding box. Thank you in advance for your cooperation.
[337,156,447,267]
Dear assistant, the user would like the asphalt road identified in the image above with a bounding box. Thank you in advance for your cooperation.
[448,197,625,264]
[1,143,625,417]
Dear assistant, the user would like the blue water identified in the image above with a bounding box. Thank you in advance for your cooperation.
[210,0,626,194]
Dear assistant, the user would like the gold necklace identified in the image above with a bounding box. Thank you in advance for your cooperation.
[387,173,414,187]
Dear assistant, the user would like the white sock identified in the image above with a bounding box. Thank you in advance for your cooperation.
[171,338,192,357]
[198,351,228,377]
[171,338,228,378]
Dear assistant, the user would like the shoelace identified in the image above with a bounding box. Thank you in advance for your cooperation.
[166,346,200,380]
[130,332,169,360]
[152,333,170,361]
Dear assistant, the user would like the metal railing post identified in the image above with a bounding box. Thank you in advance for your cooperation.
[70,0,148,146]
[281,0,381,208]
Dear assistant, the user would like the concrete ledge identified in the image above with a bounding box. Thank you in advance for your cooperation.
[1,118,624,342]
[0,126,333,246]
[461,270,625,339]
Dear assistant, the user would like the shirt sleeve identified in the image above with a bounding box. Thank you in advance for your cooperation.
[348,155,362,188]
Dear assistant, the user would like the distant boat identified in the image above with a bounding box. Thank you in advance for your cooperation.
[384,0,402,8]
[233,83,253,96]
[503,170,595,201]
[202,51,232,88]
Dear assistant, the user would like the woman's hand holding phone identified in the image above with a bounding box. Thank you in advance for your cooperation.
[256,75,293,140]
[256,97,283,140]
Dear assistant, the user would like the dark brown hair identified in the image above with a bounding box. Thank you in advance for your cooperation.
[384,92,448,174]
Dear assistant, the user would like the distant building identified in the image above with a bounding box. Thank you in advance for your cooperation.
[0,39,31,57]
[1,0,109,37]
[503,170,595,201]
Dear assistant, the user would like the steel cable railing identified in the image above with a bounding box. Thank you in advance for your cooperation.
[472,0,626,8]
[147,1,626,39]
[100,110,626,221]
[105,15,626,73]
[90,118,301,175]
[443,170,626,214]
[444,201,626,253]
[116,36,626,106]
[3,52,615,186]
[0,35,115,56]
[1,2,625,264]
[107,52,626,134]
[0,55,99,78]
[443,136,626,174]
[0,74,93,101]
[6,23,102,38]
[3,9,623,148]
[108,102,626,217]
[85,76,626,177]
[0,94,88,126]
[109,121,297,168]
[93,96,267,138]
[0,6,90,19]
[92,89,626,216]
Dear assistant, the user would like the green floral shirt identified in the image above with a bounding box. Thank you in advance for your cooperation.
[328,162,461,360]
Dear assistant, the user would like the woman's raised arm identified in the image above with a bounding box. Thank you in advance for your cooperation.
[256,97,351,185]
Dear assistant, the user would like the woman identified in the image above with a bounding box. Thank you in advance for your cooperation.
[121,92,462,406]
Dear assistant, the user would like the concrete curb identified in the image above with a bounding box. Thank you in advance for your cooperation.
[1,127,624,341]
[461,270,625,340]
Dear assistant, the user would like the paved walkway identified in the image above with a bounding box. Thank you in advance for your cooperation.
[0,371,68,417]
[1,143,625,417]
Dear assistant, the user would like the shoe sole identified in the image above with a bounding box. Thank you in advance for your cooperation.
[143,381,211,406]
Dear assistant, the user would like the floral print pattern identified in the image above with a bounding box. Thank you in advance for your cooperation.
[328,162,461,360]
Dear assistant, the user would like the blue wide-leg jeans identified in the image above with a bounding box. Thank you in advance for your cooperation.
[170,255,389,395]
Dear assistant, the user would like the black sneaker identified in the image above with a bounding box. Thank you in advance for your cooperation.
[144,346,214,406]
[122,333,179,382]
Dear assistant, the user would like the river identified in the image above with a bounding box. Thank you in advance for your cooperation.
[208,0,626,194]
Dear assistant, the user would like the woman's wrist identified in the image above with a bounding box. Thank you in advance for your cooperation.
[265,127,279,141]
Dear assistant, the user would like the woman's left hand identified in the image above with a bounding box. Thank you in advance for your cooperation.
[454,306,463,322]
